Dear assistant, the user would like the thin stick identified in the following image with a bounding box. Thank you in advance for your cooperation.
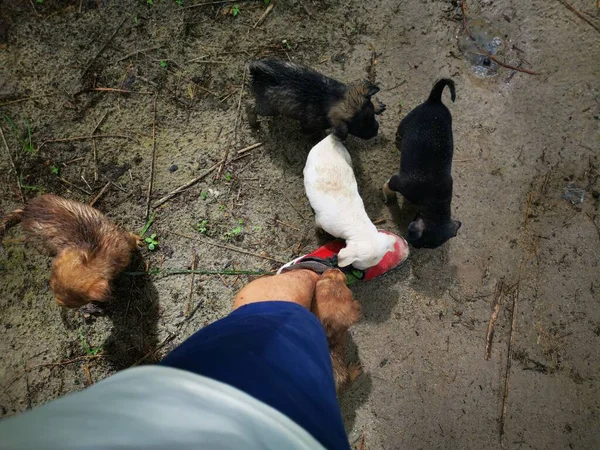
[484,280,503,360]
[499,287,519,444]
[77,87,154,95]
[236,142,263,155]
[91,111,108,181]
[58,177,92,195]
[131,334,177,367]
[152,159,223,208]
[186,250,198,316]
[39,134,132,151]
[275,219,300,231]
[171,231,286,264]
[586,212,600,242]
[182,0,238,9]
[113,46,162,63]
[216,67,247,179]
[0,94,56,108]
[81,16,127,79]
[89,181,111,207]
[0,126,24,203]
[253,2,275,28]
[558,0,600,34]
[125,268,270,276]
[146,96,158,219]
[461,2,538,75]
[280,190,306,220]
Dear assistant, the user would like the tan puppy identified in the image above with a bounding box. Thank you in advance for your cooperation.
[312,269,362,393]
[0,195,141,308]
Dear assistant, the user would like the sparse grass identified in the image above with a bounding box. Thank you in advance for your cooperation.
[201,190,208,200]
[225,172,232,182]
[79,331,102,356]
[139,211,156,238]
[223,219,244,241]
[159,60,168,69]
[50,165,60,175]
[195,219,209,234]
[4,115,35,155]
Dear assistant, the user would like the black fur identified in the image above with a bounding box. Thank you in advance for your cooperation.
[248,58,381,140]
[387,78,461,249]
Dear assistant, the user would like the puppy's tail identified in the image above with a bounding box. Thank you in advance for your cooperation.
[247,59,281,85]
[0,208,24,248]
[427,78,456,104]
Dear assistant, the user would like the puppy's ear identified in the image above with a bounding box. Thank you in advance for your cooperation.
[332,122,349,140]
[407,217,425,241]
[87,278,110,302]
[361,80,380,98]
[337,246,357,268]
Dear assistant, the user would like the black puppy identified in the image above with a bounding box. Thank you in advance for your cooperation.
[383,78,461,249]
[247,58,385,140]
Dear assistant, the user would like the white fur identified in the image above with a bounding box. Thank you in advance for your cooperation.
[304,135,396,270]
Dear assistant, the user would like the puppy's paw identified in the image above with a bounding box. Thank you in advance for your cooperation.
[382,182,396,204]
[129,233,144,249]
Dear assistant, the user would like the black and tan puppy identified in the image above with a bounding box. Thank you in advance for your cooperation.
[312,269,361,394]
[383,79,461,249]
[0,195,141,308]
[247,58,384,140]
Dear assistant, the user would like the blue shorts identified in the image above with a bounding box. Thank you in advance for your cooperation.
[160,301,350,450]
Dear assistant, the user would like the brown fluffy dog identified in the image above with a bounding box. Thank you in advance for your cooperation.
[0,195,141,308]
[312,269,361,393]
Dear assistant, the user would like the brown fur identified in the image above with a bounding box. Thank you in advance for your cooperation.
[0,195,141,308]
[312,269,361,393]
[328,81,373,129]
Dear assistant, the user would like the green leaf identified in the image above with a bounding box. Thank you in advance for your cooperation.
[159,60,168,68]
[231,4,240,16]
[225,172,232,182]
[148,243,155,251]
[201,191,208,200]
[150,233,157,239]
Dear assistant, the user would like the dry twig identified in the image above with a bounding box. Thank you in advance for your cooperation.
[500,287,519,443]
[152,159,224,208]
[171,231,285,264]
[0,125,24,203]
[38,134,132,151]
[81,16,127,79]
[461,1,538,75]
[586,212,600,242]
[89,182,112,207]
[484,280,503,360]
[186,250,198,316]
[557,0,600,34]
[146,96,158,219]
[237,142,263,155]
[253,2,275,28]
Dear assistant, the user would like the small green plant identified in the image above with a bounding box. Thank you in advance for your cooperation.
[223,219,244,240]
[159,60,168,69]
[201,190,208,200]
[79,332,102,356]
[146,0,153,5]
[195,219,208,234]
[175,0,183,5]
[139,211,155,238]
[219,204,226,212]
[281,39,292,51]
[231,4,240,16]
[253,226,262,232]
[36,0,44,4]
[50,165,60,175]
[145,233,159,251]
[225,172,232,182]
[264,0,271,3]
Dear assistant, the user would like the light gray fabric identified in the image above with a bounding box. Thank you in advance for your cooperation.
[0,366,325,450]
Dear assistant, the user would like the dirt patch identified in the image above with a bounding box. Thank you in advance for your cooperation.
[1,0,599,448]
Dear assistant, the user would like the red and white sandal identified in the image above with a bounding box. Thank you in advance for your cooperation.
[278,230,410,284]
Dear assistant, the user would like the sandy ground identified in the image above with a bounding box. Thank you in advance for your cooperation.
[0,0,599,448]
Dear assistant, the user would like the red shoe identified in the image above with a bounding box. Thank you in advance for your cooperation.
[278,230,409,284]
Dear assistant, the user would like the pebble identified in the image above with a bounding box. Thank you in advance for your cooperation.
[168,164,178,173]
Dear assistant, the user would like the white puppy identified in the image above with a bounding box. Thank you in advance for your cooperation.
[304,134,396,269]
